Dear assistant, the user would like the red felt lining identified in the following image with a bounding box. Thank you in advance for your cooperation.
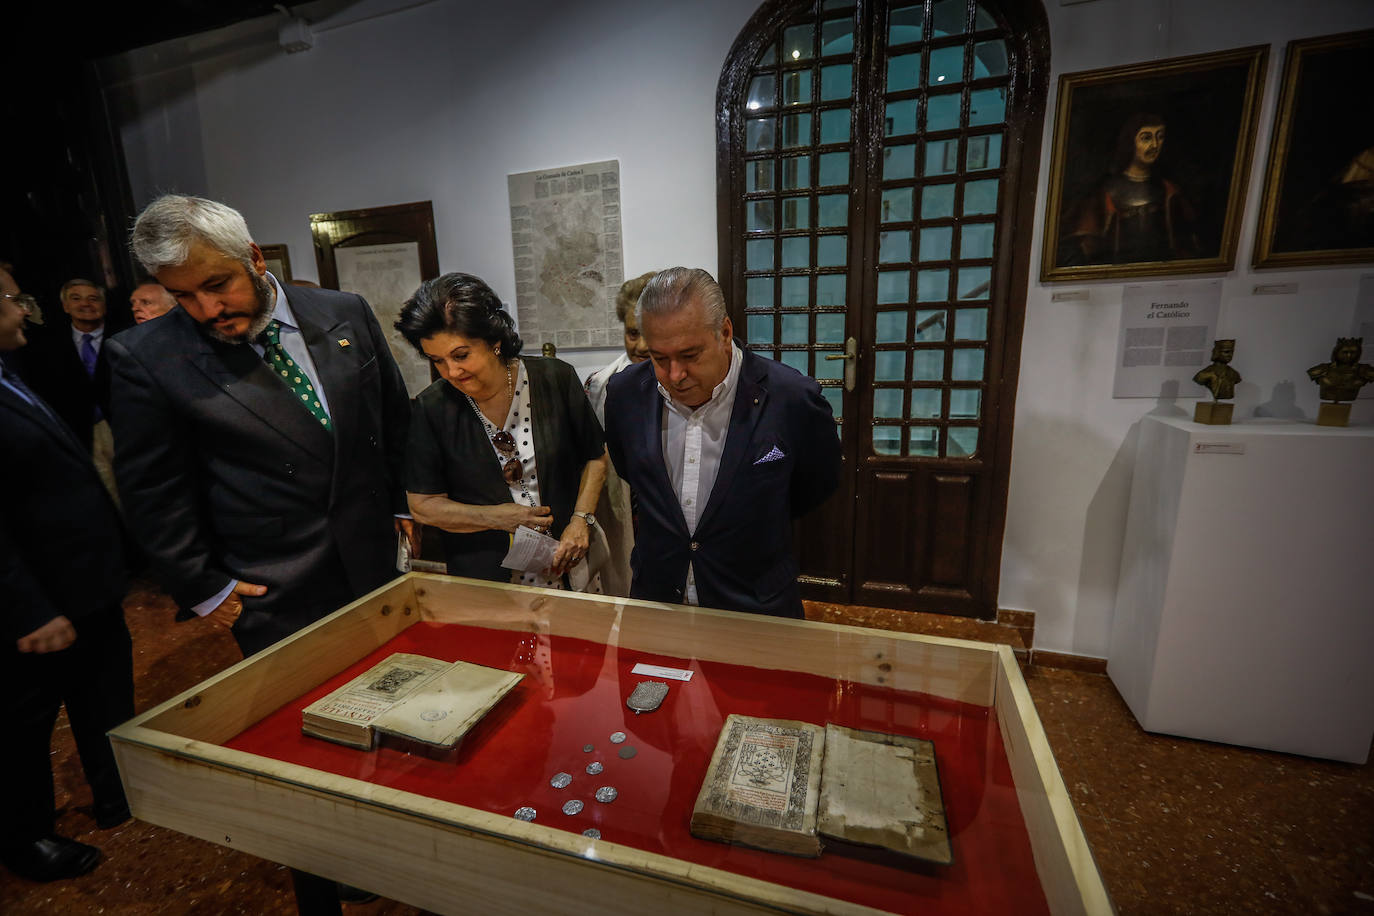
[226,622,1049,915]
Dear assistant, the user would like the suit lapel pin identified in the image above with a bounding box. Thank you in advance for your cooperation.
[337,338,351,348]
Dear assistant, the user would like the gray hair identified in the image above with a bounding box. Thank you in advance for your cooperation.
[59,278,105,300]
[133,280,177,308]
[130,194,255,274]
[637,267,727,334]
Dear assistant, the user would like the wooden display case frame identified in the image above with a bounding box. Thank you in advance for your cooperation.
[110,574,1112,915]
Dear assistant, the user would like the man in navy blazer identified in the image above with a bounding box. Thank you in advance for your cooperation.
[1,269,134,882]
[604,268,839,618]
[108,195,413,656]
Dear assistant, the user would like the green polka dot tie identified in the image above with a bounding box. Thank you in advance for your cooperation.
[259,319,332,431]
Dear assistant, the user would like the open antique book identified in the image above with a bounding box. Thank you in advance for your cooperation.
[690,715,951,865]
[302,652,523,752]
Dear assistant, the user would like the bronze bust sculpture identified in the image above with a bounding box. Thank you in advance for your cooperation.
[1193,339,1241,401]
[1307,337,1374,403]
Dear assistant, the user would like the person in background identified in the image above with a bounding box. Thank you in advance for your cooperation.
[23,278,119,502]
[1,266,135,882]
[582,270,656,596]
[129,279,175,324]
[397,272,608,589]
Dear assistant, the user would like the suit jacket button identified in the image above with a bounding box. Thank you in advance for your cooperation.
[689,541,699,551]
[369,435,378,447]
[285,463,295,476]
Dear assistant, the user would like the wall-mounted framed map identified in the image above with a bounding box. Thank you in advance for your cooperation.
[507,160,625,351]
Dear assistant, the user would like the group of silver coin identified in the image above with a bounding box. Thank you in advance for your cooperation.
[511,730,633,837]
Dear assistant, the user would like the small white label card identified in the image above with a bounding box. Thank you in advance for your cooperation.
[1193,442,1246,455]
[631,663,694,682]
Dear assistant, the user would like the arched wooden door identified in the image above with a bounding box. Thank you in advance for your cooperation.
[717,0,1049,617]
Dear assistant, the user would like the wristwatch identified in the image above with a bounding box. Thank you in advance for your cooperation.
[572,511,597,527]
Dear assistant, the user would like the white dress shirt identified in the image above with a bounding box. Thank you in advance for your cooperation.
[658,342,745,604]
[70,323,105,358]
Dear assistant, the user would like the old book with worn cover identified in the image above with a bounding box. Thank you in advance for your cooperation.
[817,724,952,866]
[691,716,952,864]
[373,661,524,751]
[302,653,452,749]
[689,715,826,857]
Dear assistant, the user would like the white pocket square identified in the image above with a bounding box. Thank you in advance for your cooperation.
[754,445,786,465]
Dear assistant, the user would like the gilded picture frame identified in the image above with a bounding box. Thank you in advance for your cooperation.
[258,243,292,282]
[1253,29,1374,270]
[1040,46,1268,282]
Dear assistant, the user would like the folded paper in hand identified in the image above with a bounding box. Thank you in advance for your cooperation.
[502,525,559,573]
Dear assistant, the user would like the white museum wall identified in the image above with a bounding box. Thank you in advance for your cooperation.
[1001,0,1374,657]
[107,0,1374,656]
[110,0,758,378]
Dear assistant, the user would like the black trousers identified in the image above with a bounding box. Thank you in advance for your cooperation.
[2,607,135,846]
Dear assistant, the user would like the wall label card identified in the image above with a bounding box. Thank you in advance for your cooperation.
[1113,279,1223,398]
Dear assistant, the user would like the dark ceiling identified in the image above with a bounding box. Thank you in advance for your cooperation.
[8,2,308,310]
[18,1,297,62]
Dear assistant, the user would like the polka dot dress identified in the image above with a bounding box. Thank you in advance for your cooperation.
[483,360,601,594]
[498,363,561,589]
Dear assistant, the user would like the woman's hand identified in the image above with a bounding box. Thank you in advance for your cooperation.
[490,502,554,534]
[549,515,590,576]
[409,492,553,535]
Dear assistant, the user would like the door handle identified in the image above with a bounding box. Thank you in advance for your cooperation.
[823,336,858,392]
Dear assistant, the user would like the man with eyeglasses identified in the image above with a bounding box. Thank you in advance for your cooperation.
[107,195,413,657]
[1,266,135,882]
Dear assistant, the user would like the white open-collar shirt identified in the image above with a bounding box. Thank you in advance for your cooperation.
[657,341,744,604]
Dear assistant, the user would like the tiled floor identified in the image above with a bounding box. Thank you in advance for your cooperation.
[2,585,1371,914]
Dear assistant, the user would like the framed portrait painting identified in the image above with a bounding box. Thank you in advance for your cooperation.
[1040,46,1268,282]
[1253,29,1374,269]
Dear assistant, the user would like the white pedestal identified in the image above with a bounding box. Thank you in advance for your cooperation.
[1108,416,1374,763]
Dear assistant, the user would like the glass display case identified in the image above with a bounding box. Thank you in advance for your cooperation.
[110,574,1110,915]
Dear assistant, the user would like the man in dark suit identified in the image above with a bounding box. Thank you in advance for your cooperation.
[604,267,840,618]
[1,268,135,882]
[108,195,414,656]
[22,278,119,500]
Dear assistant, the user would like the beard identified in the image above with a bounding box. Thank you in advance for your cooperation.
[201,268,275,344]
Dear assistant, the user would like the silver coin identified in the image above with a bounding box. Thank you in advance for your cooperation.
[582,828,601,840]
[585,761,603,775]
[550,772,572,789]
[562,799,584,816]
[582,743,594,753]
[609,731,627,744]
[617,745,637,760]
[594,786,618,803]
[514,806,536,822]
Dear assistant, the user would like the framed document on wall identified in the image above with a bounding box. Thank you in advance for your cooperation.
[258,244,292,282]
[310,201,440,398]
